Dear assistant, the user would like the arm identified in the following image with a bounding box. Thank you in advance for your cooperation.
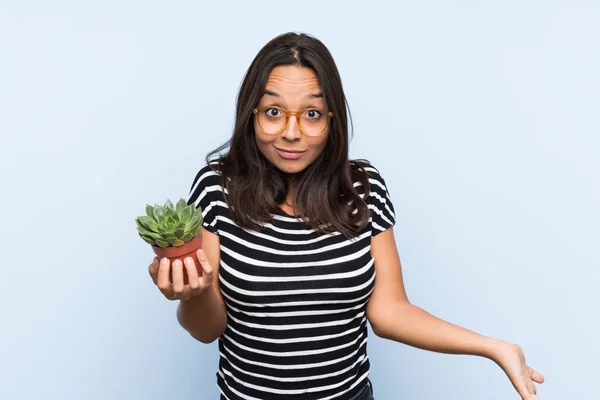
[366,228,545,398]
[176,228,227,343]
[365,228,498,355]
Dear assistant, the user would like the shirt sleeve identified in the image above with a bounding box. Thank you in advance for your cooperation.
[185,163,222,235]
[365,165,396,237]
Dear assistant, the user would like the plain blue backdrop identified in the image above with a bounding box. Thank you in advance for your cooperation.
[1,1,598,399]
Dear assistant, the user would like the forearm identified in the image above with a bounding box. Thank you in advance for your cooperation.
[373,303,501,359]
[177,287,227,343]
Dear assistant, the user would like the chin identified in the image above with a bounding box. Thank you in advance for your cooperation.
[270,156,311,174]
[275,161,305,174]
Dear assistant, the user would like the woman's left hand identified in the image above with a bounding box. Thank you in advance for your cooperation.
[490,341,545,399]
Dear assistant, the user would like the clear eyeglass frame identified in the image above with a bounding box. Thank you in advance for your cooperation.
[252,107,334,136]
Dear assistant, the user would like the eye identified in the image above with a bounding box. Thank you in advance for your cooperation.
[305,109,323,119]
[264,108,282,118]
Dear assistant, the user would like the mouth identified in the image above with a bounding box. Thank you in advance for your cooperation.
[274,146,307,160]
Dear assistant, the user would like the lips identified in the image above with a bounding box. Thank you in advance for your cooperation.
[274,146,306,160]
[274,147,306,153]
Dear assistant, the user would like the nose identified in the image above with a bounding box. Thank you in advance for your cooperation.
[281,114,302,140]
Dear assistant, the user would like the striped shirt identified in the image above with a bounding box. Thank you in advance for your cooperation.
[186,161,396,400]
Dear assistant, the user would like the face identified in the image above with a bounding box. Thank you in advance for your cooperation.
[253,65,330,177]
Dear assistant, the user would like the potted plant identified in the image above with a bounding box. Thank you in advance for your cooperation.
[135,198,203,284]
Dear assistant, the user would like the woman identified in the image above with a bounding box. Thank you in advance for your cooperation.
[148,32,545,400]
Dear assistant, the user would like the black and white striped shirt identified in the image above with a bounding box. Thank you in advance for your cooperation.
[186,161,396,400]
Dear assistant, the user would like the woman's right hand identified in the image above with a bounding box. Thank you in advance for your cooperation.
[148,249,215,301]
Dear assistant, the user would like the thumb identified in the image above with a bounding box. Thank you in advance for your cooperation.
[530,368,545,384]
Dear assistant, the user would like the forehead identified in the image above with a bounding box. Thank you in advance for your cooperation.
[264,65,322,95]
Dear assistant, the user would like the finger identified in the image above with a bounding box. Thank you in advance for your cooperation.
[530,368,545,384]
[148,257,160,283]
[530,384,537,395]
[184,257,200,290]
[525,378,538,397]
[156,257,173,296]
[172,259,185,297]
[197,249,214,287]
[513,373,537,400]
[178,290,191,302]
[197,249,213,275]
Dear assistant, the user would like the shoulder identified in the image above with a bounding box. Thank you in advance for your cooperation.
[186,160,225,205]
[349,159,391,197]
[186,160,225,234]
[191,160,222,185]
[351,159,396,235]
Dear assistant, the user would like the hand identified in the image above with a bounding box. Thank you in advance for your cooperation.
[148,249,214,301]
[491,341,545,399]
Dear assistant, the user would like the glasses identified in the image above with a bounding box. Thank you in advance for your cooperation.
[253,107,334,136]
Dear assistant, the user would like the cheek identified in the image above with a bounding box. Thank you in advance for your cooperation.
[312,133,329,153]
[255,135,275,152]
[254,129,276,160]
[253,121,269,145]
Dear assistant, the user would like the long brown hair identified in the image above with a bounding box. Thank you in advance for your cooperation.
[206,32,373,239]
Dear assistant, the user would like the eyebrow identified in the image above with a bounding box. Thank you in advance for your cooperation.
[263,89,324,100]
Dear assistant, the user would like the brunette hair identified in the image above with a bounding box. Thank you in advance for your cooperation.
[206,32,373,239]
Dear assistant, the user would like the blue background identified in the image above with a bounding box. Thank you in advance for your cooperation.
[1,1,598,399]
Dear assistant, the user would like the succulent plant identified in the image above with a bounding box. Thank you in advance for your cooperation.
[136,198,203,248]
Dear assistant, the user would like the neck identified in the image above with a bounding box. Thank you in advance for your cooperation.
[284,173,298,206]
[285,190,295,208]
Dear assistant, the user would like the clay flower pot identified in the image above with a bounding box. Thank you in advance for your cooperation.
[151,234,203,285]
[136,198,205,286]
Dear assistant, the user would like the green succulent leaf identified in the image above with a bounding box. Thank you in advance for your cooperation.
[173,222,186,237]
[164,199,174,211]
[176,198,187,216]
[184,225,195,237]
[164,206,175,220]
[165,216,175,228]
[155,238,170,248]
[164,221,176,234]
[181,206,193,222]
[165,236,178,245]
[145,204,156,221]
[135,218,150,234]
[144,231,163,240]
[181,232,193,242]
[193,220,202,232]
[138,216,159,232]
[186,214,200,230]
[139,234,156,245]
[153,205,165,221]
[190,221,201,235]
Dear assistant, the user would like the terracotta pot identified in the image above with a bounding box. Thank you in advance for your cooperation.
[151,235,203,285]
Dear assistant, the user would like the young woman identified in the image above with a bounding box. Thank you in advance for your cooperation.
[148,32,545,400]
